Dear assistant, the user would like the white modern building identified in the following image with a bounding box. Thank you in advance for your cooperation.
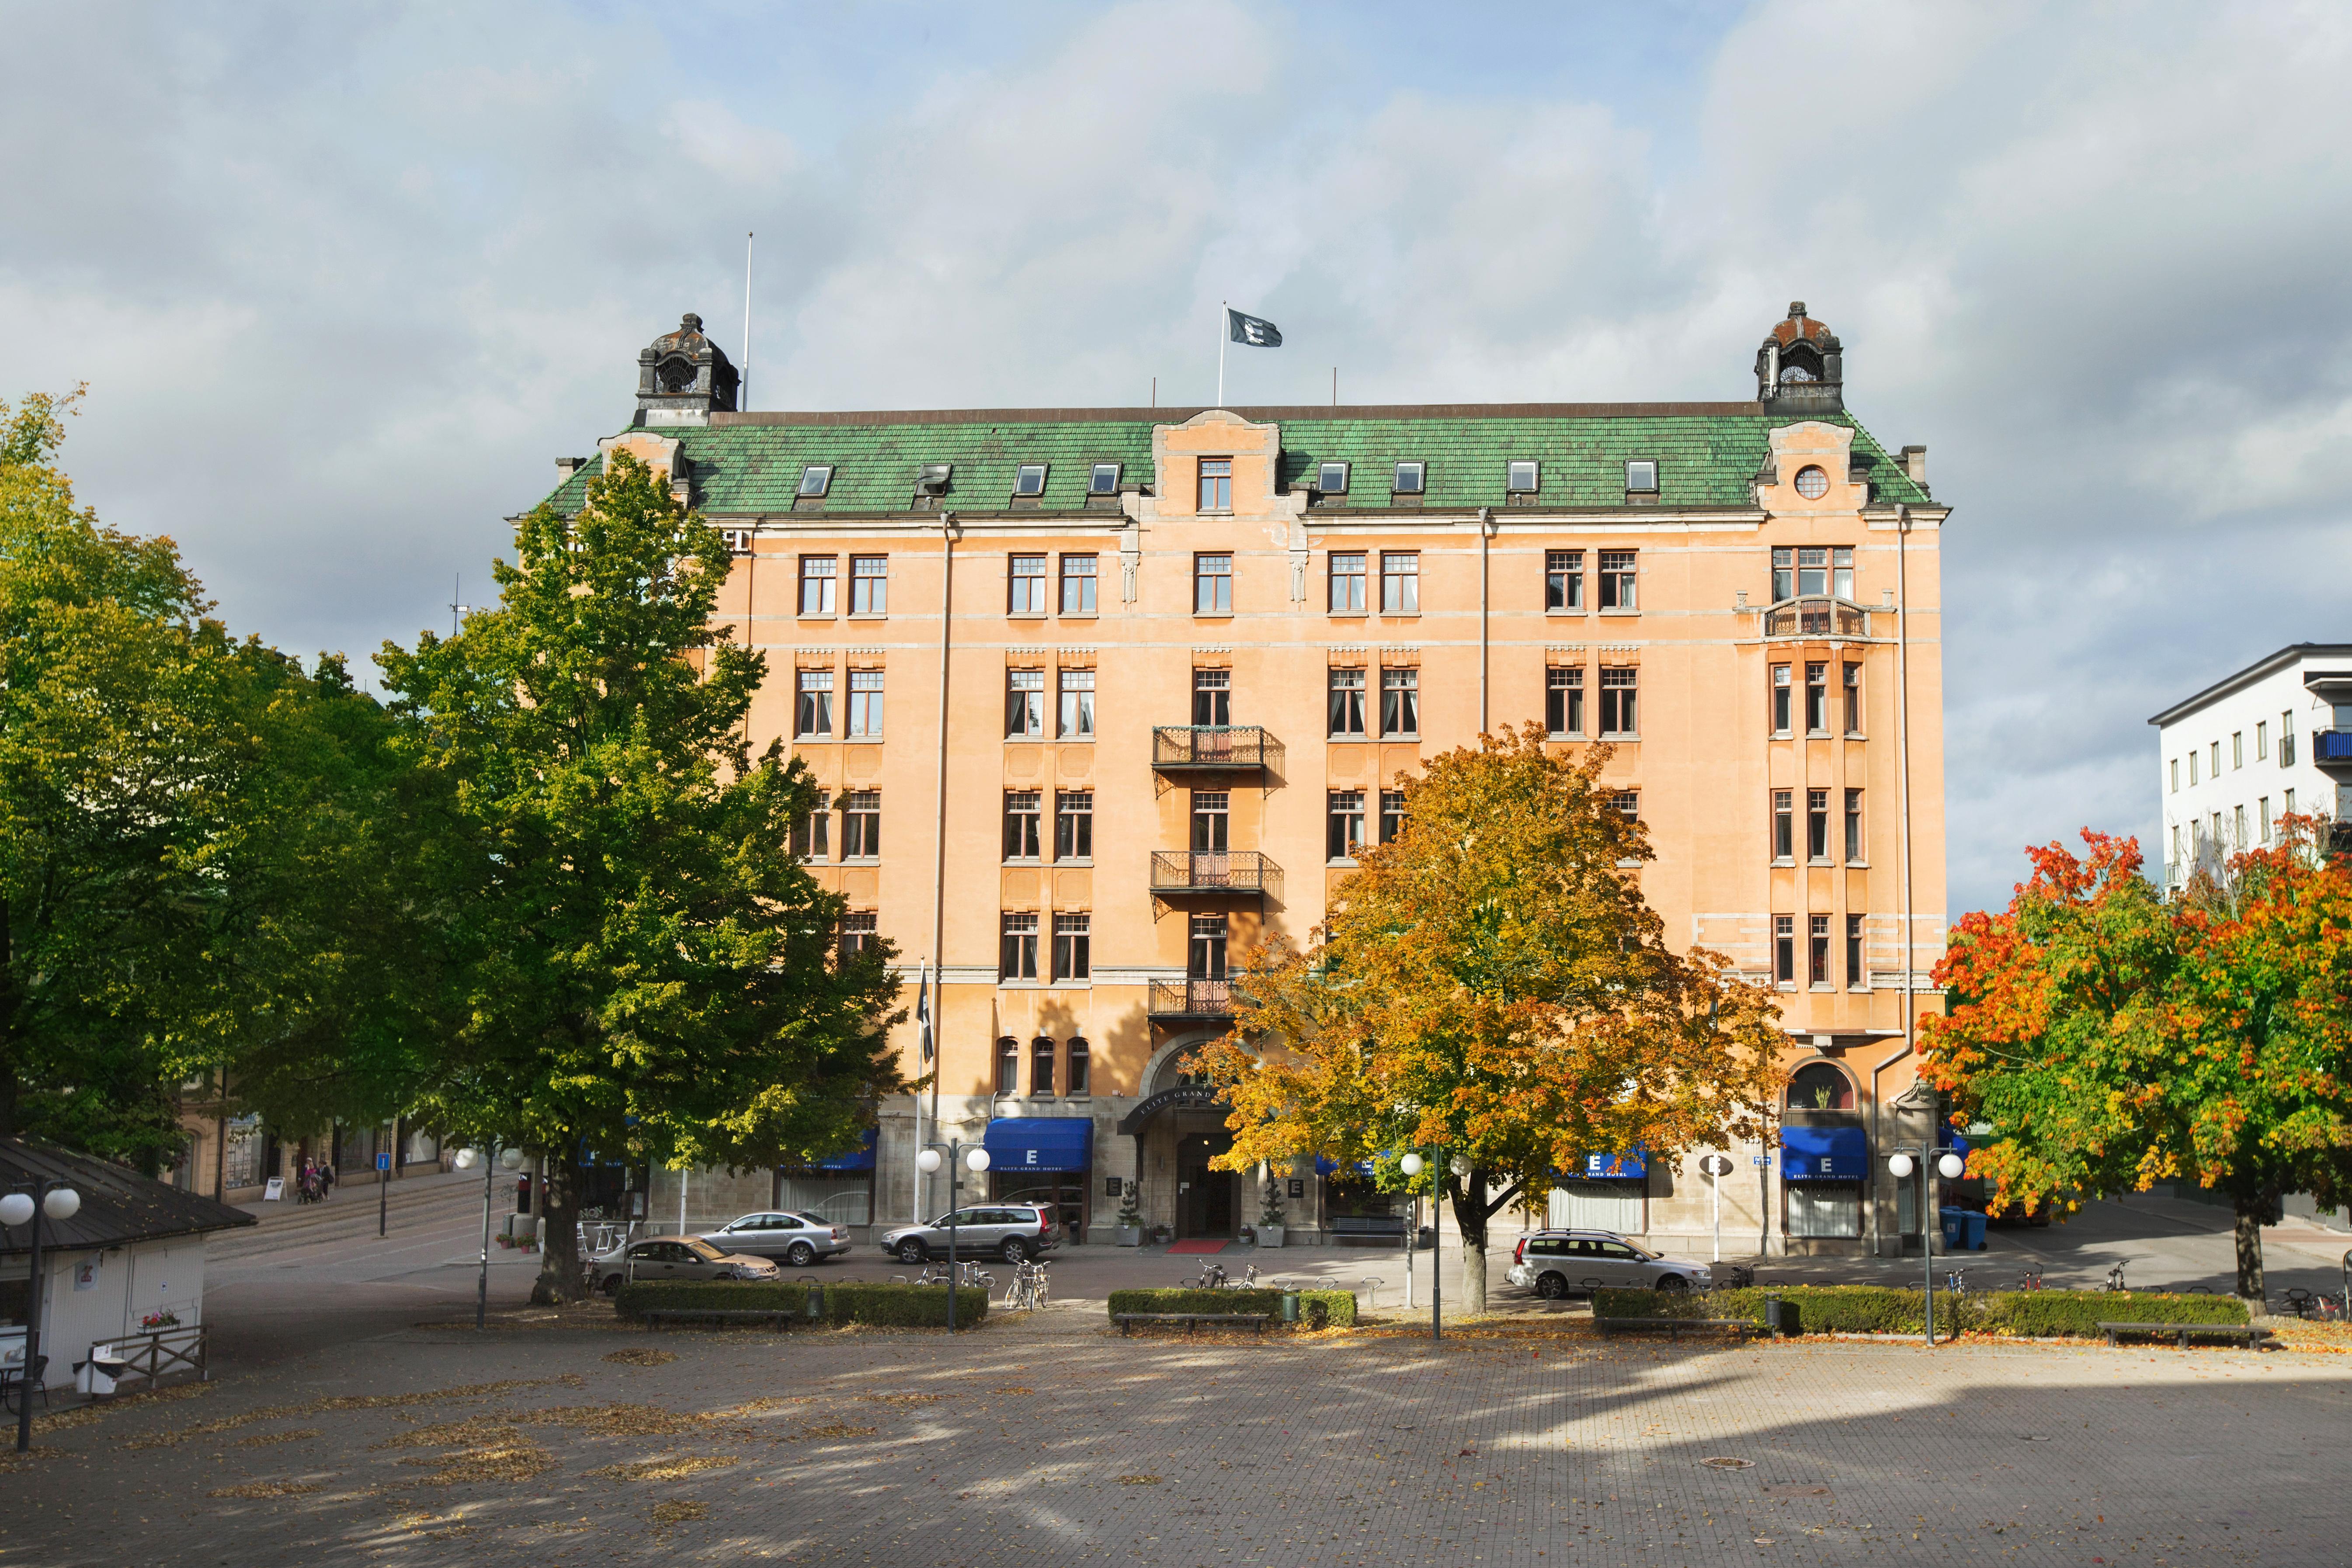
[2149,643,2352,890]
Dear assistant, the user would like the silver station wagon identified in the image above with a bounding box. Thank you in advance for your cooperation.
[1505,1229,1714,1297]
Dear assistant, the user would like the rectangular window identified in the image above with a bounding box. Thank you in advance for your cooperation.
[2235,804,2247,847]
[847,669,884,737]
[1191,790,1230,853]
[1005,669,1046,737]
[2211,741,2221,776]
[1189,913,1228,980]
[1055,791,1094,860]
[1845,914,1864,988]
[1598,550,1637,610]
[1624,459,1657,494]
[1807,788,1830,860]
[1031,1037,1054,1094]
[2233,732,2244,769]
[1771,547,1794,603]
[1328,666,1367,736]
[1507,460,1539,493]
[2288,787,2298,815]
[850,555,888,614]
[1833,547,1853,600]
[799,556,837,615]
[798,465,833,498]
[1318,461,1348,494]
[1774,915,1795,984]
[2189,752,2199,784]
[995,1038,1018,1095]
[1788,1184,1862,1239]
[1058,669,1095,738]
[1380,789,1406,843]
[1053,913,1091,982]
[1329,552,1366,612]
[1843,663,1862,735]
[1810,914,1831,986]
[1089,463,1121,495]
[1192,667,1232,727]
[1003,791,1043,860]
[2257,720,2269,760]
[1545,666,1584,738]
[1772,790,1793,860]
[796,670,834,738]
[1599,666,1637,737]
[1197,457,1232,512]
[1067,1037,1091,1093]
[1844,789,1862,862]
[1009,554,1049,614]
[1381,667,1420,736]
[1059,554,1098,614]
[1014,463,1048,498]
[2283,713,2296,767]
[1000,913,1039,981]
[1545,549,1584,611]
[2260,797,2272,844]
[1327,790,1366,861]
[1772,665,1792,735]
[839,911,877,960]
[1612,790,1640,821]
[1380,552,1420,613]
[1194,552,1233,614]
[2170,758,2179,792]
[792,790,832,860]
[1805,662,1828,733]
[841,791,881,858]
[1392,461,1425,494]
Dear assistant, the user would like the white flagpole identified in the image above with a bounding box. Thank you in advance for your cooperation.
[1217,300,1227,408]
[742,232,754,411]
[913,958,929,1224]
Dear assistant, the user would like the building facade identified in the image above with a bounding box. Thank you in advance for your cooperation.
[2149,643,2352,892]
[550,302,1953,1258]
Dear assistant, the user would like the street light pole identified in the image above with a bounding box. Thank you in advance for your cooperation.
[454,1145,524,1330]
[916,1139,992,1331]
[3,1179,83,1453]
[1886,1145,1964,1346]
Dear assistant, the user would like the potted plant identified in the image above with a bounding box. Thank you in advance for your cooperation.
[1257,1177,1287,1248]
[1115,1187,1143,1247]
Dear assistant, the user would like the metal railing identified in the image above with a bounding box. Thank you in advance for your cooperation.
[1149,850,1273,894]
[1152,725,1272,770]
[1147,978,1234,1018]
[2313,729,2352,764]
[1761,598,1869,638]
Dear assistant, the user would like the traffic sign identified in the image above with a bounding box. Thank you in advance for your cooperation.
[376,1152,392,1172]
[1699,1154,1735,1176]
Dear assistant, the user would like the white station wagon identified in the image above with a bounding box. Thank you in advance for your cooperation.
[1505,1229,1713,1297]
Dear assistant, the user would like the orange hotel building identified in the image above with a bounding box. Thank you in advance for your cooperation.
[557,302,1950,1259]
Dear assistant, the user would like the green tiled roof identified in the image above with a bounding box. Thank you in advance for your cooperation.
[542,405,1932,516]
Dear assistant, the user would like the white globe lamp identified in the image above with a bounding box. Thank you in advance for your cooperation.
[453,1148,481,1171]
[916,1148,942,1174]
[1399,1153,1424,1176]
[1449,1155,1472,1178]
[1937,1152,1966,1181]
[42,1188,79,1221]
[0,1193,32,1228]
[966,1148,991,1173]
[500,1147,526,1171]
[1886,1152,1915,1179]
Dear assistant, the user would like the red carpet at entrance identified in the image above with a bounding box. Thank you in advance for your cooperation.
[1165,1240,1228,1255]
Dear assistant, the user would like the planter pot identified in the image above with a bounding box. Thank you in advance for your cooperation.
[1116,1225,1142,1248]
[1258,1226,1286,1249]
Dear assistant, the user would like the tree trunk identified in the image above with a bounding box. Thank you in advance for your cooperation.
[531,1149,586,1305]
[1450,1177,1490,1318]
[2233,1190,2272,1313]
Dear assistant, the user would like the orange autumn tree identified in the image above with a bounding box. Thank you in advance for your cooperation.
[1923,825,2352,1305]
[1186,727,1785,1314]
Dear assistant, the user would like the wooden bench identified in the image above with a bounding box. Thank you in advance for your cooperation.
[1597,1316,1766,1341]
[639,1308,806,1330]
[1114,1313,1274,1336]
[1330,1216,1408,1247]
[2097,1321,2271,1349]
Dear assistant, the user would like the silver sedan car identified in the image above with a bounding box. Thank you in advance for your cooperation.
[696,1210,852,1267]
[591,1235,782,1294]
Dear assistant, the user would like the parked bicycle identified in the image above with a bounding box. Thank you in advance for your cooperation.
[903,1259,995,1292]
[2105,1260,2130,1292]
[1942,1270,1968,1296]
[1003,1259,1051,1311]
[1718,1265,1757,1289]
[2015,1270,2044,1292]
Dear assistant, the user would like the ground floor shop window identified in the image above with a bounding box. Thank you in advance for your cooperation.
[991,1172,1086,1238]
[1547,1180,1644,1234]
[223,1115,264,1190]
[780,1172,873,1227]
[1787,1183,1862,1238]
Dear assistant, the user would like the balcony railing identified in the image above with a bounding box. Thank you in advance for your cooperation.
[1153,725,1272,772]
[2313,729,2352,766]
[1762,597,1869,638]
[1149,850,1274,896]
[1148,978,1234,1020]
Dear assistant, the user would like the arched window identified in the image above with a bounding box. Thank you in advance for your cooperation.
[1031,1037,1055,1096]
[994,1037,1019,1096]
[1788,1061,1854,1111]
[1067,1038,1091,1096]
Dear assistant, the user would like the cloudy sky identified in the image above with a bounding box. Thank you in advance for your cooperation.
[7,0,2350,917]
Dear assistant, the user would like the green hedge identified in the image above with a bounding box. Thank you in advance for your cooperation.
[614,1280,986,1329]
[1106,1287,1357,1327]
[1597,1285,2248,1339]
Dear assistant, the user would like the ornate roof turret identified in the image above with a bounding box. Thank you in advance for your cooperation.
[1754,301,1842,414]
[635,312,739,426]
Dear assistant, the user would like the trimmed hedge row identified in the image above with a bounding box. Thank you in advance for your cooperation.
[1597,1286,2248,1339]
[1106,1287,1358,1327]
[615,1280,988,1329]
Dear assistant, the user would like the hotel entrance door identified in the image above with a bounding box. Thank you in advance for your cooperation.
[1175,1134,1234,1240]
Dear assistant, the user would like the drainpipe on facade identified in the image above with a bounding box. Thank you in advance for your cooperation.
[1893,501,1920,1257]
[1477,508,1494,735]
[922,511,958,1225]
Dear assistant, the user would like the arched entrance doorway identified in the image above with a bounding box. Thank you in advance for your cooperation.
[1174,1131,1235,1241]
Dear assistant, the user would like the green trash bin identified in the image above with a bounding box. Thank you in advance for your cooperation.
[1281,1290,1300,1324]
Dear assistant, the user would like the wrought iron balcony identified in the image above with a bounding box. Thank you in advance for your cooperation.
[1761,597,1869,638]
[1152,725,1272,773]
[2312,729,2352,768]
[1147,978,1234,1020]
[1149,850,1274,898]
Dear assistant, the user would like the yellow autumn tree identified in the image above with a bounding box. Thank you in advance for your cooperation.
[1188,727,1785,1313]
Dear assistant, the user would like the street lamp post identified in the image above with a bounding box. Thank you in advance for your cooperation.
[915,1140,992,1330]
[453,1145,525,1330]
[1698,1153,1735,1263]
[2,1179,83,1452]
[1885,1146,1966,1346]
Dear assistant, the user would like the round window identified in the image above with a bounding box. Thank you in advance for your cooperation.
[1793,465,1830,500]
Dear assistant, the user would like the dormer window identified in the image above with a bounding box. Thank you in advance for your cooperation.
[1014,464,1048,498]
[1392,461,1425,495]
[798,465,834,498]
[1317,462,1349,495]
[1088,463,1121,495]
[1507,461,1539,494]
[1793,465,1831,500]
[1624,460,1657,494]
[915,464,952,493]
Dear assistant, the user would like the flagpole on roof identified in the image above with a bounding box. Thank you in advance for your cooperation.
[1217,300,1227,409]
[742,231,754,412]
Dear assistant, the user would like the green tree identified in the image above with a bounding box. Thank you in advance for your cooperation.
[379,451,904,1303]
[1923,827,2352,1305]
[1188,728,1786,1313]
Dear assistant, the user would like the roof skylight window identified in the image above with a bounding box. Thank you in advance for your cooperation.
[1507,461,1540,493]
[799,465,834,498]
[1089,463,1121,494]
[1318,462,1349,494]
[915,463,953,493]
[1014,464,1048,497]
[1625,460,1657,493]
[1392,461,1425,494]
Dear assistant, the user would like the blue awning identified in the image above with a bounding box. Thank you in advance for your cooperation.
[1558,1150,1646,1181]
[1314,1156,1378,1176]
[1782,1125,1868,1182]
[985,1117,1093,1174]
[814,1128,877,1172]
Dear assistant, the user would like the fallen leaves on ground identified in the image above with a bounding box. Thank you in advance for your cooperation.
[236,1428,323,1447]
[603,1348,677,1367]
[208,1478,326,1499]
[650,1499,707,1526]
[991,1386,1034,1395]
[588,1454,740,1481]
[784,1423,878,1442]
[1118,1474,1163,1485]
[125,1376,585,1449]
